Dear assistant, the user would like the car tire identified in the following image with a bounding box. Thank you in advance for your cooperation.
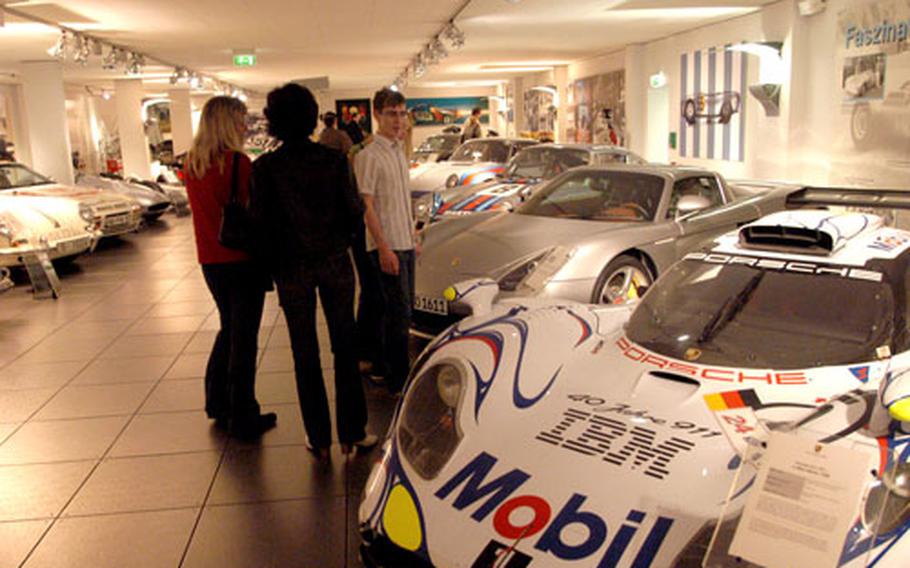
[592,255,652,305]
[719,101,734,124]
[851,103,873,149]
[683,99,697,125]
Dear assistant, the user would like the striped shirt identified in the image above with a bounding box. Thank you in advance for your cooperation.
[354,134,414,252]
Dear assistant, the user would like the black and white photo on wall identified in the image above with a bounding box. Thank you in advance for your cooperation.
[678,45,747,162]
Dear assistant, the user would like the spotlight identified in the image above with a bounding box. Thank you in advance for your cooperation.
[101,45,118,70]
[443,23,465,49]
[413,56,427,78]
[73,35,90,66]
[389,83,399,92]
[189,73,203,89]
[427,37,447,64]
[125,52,145,75]
[100,89,112,101]
[48,31,67,59]
[169,68,181,84]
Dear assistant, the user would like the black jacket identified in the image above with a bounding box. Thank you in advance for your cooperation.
[251,140,362,267]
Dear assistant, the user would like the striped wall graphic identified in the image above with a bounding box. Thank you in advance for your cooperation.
[679,46,747,162]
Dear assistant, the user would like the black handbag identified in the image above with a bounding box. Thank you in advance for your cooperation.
[218,153,251,250]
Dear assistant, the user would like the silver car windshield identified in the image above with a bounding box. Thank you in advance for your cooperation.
[627,259,895,369]
[506,147,589,180]
[517,170,663,221]
[0,164,52,190]
[450,140,509,163]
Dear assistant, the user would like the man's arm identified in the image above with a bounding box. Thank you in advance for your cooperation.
[363,195,399,275]
[354,151,400,276]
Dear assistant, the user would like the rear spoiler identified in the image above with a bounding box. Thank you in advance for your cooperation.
[787,187,910,209]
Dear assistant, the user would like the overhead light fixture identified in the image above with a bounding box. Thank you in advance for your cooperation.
[443,22,465,49]
[189,73,203,89]
[100,89,112,100]
[101,45,118,69]
[48,30,67,59]
[125,52,144,75]
[73,34,90,65]
[169,68,181,84]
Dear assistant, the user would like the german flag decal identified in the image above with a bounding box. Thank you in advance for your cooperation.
[703,389,763,411]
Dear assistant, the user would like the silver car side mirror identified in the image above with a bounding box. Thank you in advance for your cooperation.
[675,195,713,220]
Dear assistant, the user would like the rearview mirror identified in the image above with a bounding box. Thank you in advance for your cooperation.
[675,195,712,220]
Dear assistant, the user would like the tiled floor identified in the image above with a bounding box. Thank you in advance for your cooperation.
[0,216,396,568]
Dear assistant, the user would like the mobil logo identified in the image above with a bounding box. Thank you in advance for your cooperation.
[435,452,674,567]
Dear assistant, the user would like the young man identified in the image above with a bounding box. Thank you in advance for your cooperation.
[354,88,417,394]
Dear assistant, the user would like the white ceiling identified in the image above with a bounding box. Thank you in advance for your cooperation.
[0,0,780,93]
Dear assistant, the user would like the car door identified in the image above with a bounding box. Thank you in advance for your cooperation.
[671,174,760,257]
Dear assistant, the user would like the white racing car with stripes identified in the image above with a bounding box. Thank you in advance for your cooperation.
[359,188,910,568]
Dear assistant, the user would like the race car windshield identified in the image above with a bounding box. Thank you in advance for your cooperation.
[506,147,589,180]
[517,170,663,222]
[418,135,459,153]
[0,164,52,189]
[627,260,895,370]
[450,141,509,163]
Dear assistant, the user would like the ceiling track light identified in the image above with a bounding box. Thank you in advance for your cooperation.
[393,5,466,86]
[443,22,465,49]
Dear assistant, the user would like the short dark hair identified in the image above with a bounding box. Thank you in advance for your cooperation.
[264,83,318,141]
[373,88,406,114]
[471,107,482,116]
[323,112,336,128]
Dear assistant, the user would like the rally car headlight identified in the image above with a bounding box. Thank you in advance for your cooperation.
[445,174,460,188]
[862,460,910,535]
[398,362,465,480]
[78,204,95,223]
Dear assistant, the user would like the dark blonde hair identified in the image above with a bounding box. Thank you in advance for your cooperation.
[186,96,247,179]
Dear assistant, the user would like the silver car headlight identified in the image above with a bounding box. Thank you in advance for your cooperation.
[498,246,576,293]
[398,362,465,480]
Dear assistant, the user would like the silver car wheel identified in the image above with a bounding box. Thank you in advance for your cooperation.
[599,264,651,305]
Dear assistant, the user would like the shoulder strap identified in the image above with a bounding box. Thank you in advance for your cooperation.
[229,152,240,203]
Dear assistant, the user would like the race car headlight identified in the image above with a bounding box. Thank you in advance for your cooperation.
[78,204,95,223]
[445,174,460,188]
[398,362,465,480]
[862,460,910,535]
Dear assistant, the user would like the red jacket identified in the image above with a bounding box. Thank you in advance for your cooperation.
[186,151,252,265]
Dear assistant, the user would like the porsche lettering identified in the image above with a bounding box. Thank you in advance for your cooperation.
[436,452,674,567]
[617,337,808,385]
[684,252,883,282]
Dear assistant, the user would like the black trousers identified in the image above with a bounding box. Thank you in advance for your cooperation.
[352,221,382,368]
[202,262,266,422]
[370,249,415,392]
[274,251,368,447]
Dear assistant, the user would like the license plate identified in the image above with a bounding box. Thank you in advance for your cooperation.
[414,294,448,316]
[104,214,129,228]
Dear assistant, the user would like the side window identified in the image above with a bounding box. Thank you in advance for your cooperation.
[595,153,625,165]
[667,176,724,219]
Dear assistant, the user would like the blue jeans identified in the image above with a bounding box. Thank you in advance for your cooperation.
[369,249,415,392]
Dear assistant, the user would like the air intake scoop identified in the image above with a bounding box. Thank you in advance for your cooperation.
[738,211,882,256]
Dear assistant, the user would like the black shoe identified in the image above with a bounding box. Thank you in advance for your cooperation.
[230,412,278,439]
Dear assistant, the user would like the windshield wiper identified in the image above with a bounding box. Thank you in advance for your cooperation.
[697,272,764,345]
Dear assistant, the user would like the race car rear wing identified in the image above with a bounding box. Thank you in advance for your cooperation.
[786,187,910,209]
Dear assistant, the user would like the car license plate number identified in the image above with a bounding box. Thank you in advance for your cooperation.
[104,214,129,228]
[414,295,448,316]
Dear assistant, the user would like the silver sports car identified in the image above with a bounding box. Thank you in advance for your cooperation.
[412,164,793,337]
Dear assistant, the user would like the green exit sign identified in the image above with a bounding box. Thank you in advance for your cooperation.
[233,54,256,67]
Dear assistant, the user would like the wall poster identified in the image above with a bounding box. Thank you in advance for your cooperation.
[405,96,489,127]
[335,98,372,136]
[522,86,557,138]
[678,46,747,162]
[568,70,625,145]
[838,0,910,187]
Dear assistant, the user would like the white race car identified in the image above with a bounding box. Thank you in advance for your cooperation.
[0,193,97,267]
[0,162,142,238]
[359,191,910,567]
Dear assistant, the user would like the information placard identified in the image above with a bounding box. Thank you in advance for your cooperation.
[729,432,877,567]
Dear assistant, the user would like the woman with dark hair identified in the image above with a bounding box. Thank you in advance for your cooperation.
[185,96,277,439]
[252,83,375,459]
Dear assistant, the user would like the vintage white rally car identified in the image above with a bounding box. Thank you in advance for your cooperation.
[359,191,910,567]
[0,162,142,238]
[0,193,97,267]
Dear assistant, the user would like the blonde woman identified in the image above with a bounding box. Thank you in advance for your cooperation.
[185,96,276,439]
